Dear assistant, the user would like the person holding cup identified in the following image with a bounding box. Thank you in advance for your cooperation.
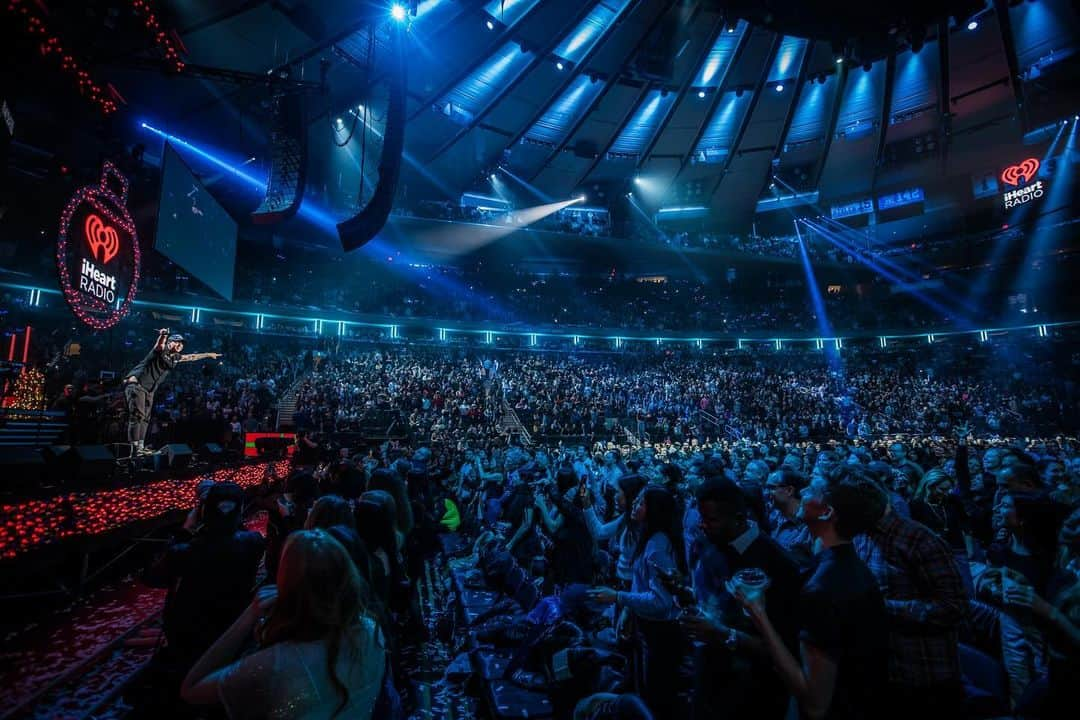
[732,468,888,720]
[682,477,802,720]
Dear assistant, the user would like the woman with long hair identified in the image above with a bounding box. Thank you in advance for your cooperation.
[911,468,974,592]
[533,466,597,590]
[355,495,401,611]
[583,473,648,584]
[363,489,405,553]
[181,530,385,719]
[990,490,1061,596]
[305,495,356,532]
[588,486,686,720]
[368,468,415,538]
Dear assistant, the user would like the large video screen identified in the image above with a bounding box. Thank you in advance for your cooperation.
[155,142,238,301]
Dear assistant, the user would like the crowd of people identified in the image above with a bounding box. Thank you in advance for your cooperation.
[10,316,1073,719]
[134,366,1079,719]
[30,316,1077,453]
[652,230,843,263]
[288,338,1076,445]
[232,264,1030,333]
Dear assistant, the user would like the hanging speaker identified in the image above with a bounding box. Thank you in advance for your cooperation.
[338,24,406,252]
[251,92,308,224]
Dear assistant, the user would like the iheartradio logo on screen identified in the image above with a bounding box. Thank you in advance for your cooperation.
[999,158,1045,210]
[1000,158,1039,187]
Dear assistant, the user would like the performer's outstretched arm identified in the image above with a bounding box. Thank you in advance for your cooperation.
[179,352,222,363]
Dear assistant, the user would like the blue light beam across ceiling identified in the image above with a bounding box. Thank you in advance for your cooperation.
[525,74,604,145]
[768,36,808,83]
[609,90,677,156]
[553,0,633,63]
[693,21,747,88]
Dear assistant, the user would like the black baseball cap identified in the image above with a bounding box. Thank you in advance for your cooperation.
[167,334,185,344]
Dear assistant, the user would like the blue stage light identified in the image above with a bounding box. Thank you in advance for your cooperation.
[698,90,706,98]
[556,61,564,70]
[391,4,407,21]
[486,19,494,30]
[774,83,784,92]
[967,20,978,31]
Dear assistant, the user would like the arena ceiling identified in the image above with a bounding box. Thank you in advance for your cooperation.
[56,1,1080,232]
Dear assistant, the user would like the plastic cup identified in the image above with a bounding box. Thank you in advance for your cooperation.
[731,568,770,611]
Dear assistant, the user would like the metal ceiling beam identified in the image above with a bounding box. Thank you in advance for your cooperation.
[811,59,850,189]
[529,0,679,181]
[407,2,549,123]
[872,51,897,189]
[759,40,815,199]
[499,1,646,154]
[177,0,271,36]
[705,33,782,200]
[991,0,1026,124]
[635,14,724,169]
[569,81,653,187]
[668,25,753,184]
[114,57,324,91]
[324,1,481,116]
[937,20,951,172]
[425,3,598,162]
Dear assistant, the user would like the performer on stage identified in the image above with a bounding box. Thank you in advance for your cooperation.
[124,329,221,455]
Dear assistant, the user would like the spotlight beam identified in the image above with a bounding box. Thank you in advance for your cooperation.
[771,175,979,321]
[802,218,969,327]
[141,123,265,189]
[499,166,553,203]
[406,198,584,256]
[1014,117,1077,294]
[794,220,842,373]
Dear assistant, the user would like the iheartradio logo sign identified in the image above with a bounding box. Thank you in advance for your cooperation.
[56,160,141,330]
[84,213,120,264]
[1000,158,1039,187]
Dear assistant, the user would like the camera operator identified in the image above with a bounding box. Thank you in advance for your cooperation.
[142,481,264,703]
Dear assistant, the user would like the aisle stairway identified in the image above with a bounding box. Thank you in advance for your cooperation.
[275,373,309,430]
[498,400,532,446]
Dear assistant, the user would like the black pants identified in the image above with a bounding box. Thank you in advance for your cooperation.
[884,681,965,720]
[125,383,153,444]
[637,617,686,720]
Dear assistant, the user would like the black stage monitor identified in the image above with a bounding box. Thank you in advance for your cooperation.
[155,142,238,301]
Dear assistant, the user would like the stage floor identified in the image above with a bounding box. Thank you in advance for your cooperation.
[0,459,291,561]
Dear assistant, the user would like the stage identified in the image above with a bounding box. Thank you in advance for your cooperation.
[0,457,292,564]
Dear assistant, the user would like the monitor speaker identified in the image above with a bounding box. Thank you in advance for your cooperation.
[0,446,46,490]
[63,445,114,485]
[163,444,193,471]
